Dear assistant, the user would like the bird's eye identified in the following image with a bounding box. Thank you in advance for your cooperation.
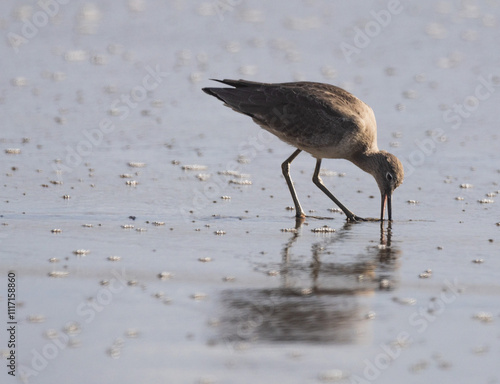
[386,172,393,182]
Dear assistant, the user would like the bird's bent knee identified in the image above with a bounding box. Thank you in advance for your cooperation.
[281,162,289,174]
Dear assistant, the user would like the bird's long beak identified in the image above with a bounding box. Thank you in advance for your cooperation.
[380,192,392,221]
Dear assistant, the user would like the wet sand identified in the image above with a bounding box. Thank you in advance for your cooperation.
[1,1,499,383]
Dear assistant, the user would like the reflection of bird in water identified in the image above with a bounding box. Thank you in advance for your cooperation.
[215,223,400,345]
[203,79,404,221]
[281,221,400,293]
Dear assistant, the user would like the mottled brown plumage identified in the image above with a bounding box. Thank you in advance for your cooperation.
[202,79,404,221]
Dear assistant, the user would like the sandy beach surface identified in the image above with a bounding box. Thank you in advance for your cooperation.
[1,1,499,383]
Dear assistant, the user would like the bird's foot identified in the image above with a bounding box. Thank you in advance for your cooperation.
[346,215,366,222]
[295,211,306,219]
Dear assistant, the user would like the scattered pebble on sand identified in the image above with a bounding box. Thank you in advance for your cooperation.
[393,297,416,305]
[73,249,90,255]
[27,314,46,323]
[379,279,392,289]
[158,272,172,280]
[229,179,252,185]
[478,199,494,204]
[191,293,207,300]
[419,269,433,278]
[318,369,348,382]
[365,311,376,320]
[45,329,59,339]
[5,148,21,154]
[311,226,336,233]
[196,173,211,181]
[128,162,146,168]
[472,312,493,323]
[182,164,207,171]
[64,322,81,335]
[328,207,343,213]
[48,271,69,278]
[124,329,139,339]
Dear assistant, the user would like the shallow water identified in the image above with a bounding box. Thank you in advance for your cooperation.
[1,1,500,383]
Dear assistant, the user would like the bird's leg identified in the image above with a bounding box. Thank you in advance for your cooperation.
[312,159,365,222]
[281,149,306,218]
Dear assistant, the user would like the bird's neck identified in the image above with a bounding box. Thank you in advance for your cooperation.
[351,150,384,177]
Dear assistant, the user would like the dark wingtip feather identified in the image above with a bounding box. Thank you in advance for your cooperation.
[209,79,264,88]
[202,87,226,103]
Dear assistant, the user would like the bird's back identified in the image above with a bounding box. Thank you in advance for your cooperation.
[202,80,378,160]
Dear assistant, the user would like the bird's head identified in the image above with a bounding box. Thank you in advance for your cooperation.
[372,151,404,221]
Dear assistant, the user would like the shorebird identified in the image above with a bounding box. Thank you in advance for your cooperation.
[202,79,404,221]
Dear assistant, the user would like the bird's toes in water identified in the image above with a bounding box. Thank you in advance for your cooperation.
[347,215,366,222]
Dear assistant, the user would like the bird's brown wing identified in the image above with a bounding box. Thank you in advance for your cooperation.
[202,81,361,149]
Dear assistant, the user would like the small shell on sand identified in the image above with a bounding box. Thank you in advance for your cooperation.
[128,162,146,168]
[158,272,173,280]
[478,199,494,204]
[48,271,69,278]
[5,148,21,154]
[73,249,90,255]
[311,226,336,233]
[182,164,207,171]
